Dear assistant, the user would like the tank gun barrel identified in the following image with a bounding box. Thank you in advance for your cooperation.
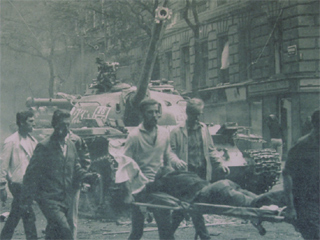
[134,4,170,106]
[26,97,73,109]
[124,1,171,126]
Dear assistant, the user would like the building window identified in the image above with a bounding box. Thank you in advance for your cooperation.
[218,35,229,84]
[267,19,283,75]
[238,27,251,81]
[273,21,283,74]
[165,51,173,80]
[181,46,190,90]
[200,41,208,87]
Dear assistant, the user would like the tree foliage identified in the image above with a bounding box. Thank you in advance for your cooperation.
[1,0,83,97]
[80,0,156,62]
[1,0,161,97]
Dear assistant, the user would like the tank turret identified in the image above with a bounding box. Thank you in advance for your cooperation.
[69,4,184,129]
[69,60,186,131]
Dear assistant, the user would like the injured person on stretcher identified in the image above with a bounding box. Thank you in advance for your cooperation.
[117,160,286,239]
[146,166,285,208]
[144,166,286,239]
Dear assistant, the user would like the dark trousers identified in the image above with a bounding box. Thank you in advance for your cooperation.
[172,210,210,240]
[188,164,206,180]
[250,190,286,208]
[38,202,73,240]
[0,183,37,240]
[195,180,257,207]
[128,191,174,240]
[294,201,319,240]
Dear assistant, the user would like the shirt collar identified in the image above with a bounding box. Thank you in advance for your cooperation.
[139,123,158,133]
[19,133,36,142]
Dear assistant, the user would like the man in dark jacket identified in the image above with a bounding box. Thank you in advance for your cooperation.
[20,110,99,240]
[283,109,319,239]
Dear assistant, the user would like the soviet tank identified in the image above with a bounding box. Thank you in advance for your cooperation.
[25,5,186,219]
[26,61,186,219]
[68,57,186,219]
[68,58,186,131]
[208,122,282,194]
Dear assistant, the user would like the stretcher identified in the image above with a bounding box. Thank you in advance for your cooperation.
[133,192,287,238]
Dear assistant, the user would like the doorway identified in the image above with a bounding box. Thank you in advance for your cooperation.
[280,98,292,158]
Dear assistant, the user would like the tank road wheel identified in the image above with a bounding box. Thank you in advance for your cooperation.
[79,174,104,218]
[79,136,118,219]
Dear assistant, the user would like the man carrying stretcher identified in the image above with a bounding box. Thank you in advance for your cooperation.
[118,97,285,239]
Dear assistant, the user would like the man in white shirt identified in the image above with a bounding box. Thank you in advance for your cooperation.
[0,110,38,240]
[123,98,183,240]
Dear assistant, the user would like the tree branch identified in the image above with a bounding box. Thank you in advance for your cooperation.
[183,0,196,32]
[2,42,47,61]
[191,0,200,27]
[125,0,152,36]
[136,0,153,15]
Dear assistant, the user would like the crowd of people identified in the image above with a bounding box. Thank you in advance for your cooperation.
[0,98,319,240]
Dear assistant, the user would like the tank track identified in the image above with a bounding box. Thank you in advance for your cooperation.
[242,149,282,194]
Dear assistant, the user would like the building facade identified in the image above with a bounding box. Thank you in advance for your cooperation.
[135,0,319,152]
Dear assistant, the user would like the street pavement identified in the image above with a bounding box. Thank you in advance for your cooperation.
[0,162,304,239]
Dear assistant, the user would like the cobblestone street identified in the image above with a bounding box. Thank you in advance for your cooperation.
[0,164,304,240]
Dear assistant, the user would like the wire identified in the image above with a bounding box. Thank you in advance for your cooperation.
[236,8,284,77]
[7,0,44,49]
[251,8,283,66]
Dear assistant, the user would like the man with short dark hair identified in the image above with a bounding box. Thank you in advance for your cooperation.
[283,109,320,239]
[0,110,38,240]
[20,109,99,240]
[123,98,182,240]
[45,130,91,240]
